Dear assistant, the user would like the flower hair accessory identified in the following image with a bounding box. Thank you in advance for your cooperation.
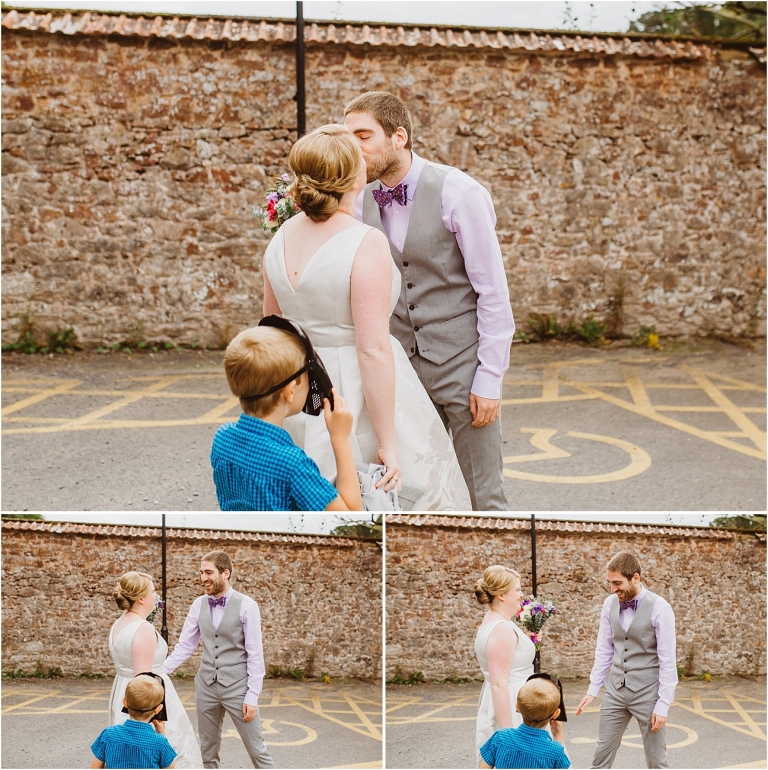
[253,173,301,233]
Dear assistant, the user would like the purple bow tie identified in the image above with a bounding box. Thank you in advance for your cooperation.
[619,598,638,611]
[372,183,408,208]
[208,596,226,608]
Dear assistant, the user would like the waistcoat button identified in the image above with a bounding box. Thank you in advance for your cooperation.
[414,326,420,332]
[409,304,415,310]
[403,261,409,267]
[407,283,413,289]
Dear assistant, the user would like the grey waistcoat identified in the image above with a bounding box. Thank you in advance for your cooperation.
[608,591,660,692]
[362,161,479,365]
[198,591,248,688]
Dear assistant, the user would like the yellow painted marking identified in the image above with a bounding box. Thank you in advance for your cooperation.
[342,691,383,741]
[623,366,654,413]
[569,724,697,749]
[1,380,81,416]
[196,396,241,421]
[503,428,571,464]
[683,368,767,455]
[501,394,594,406]
[654,406,767,413]
[675,697,767,740]
[562,378,766,460]
[2,417,234,434]
[385,697,424,714]
[723,690,767,740]
[278,690,382,741]
[541,364,560,400]
[45,693,107,713]
[2,387,231,400]
[1,691,61,713]
[503,429,651,484]
[331,763,382,769]
[720,762,768,768]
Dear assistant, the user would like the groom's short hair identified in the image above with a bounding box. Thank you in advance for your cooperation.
[606,551,642,581]
[344,91,413,150]
[202,550,234,580]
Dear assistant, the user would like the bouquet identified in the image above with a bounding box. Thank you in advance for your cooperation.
[147,597,165,625]
[252,173,301,233]
[515,596,556,651]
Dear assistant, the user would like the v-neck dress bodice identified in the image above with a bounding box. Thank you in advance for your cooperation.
[263,222,471,510]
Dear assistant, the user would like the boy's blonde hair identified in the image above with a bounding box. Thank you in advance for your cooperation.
[124,675,164,720]
[224,327,306,418]
[517,678,561,727]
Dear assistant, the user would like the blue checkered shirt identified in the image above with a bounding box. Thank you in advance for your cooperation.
[91,719,177,769]
[211,414,339,511]
[480,724,571,769]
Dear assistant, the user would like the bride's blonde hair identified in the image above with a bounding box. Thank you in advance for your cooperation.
[473,565,520,606]
[113,571,154,611]
[289,124,363,222]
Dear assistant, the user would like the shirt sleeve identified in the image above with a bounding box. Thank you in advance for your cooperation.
[587,597,615,697]
[159,738,178,769]
[290,453,340,511]
[652,599,678,717]
[479,732,498,767]
[241,597,266,707]
[556,745,572,769]
[163,598,202,674]
[90,731,107,762]
[448,179,515,399]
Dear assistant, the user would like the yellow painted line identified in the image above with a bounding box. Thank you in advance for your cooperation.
[723,690,767,740]
[46,693,107,713]
[400,696,478,723]
[3,388,231,400]
[504,430,651,484]
[1,691,61,713]
[683,368,767,455]
[623,366,654,413]
[674,700,766,740]
[330,762,382,768]
[719,761,768,768]
[654,406,767,413]
[2,417,234,435]
[279,691,381,741]
[1,380,81,416]
[196,396,241,421]
[62,376,182,428]
[562,378,766,460]
[501,394,594,405]
[388,716,476,723]
[342,691,383,741]
[385,697,424,714]
[503,428,571,464]
[693,369,767,393]
[541,364,560,400]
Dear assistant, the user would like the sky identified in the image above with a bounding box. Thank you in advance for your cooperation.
[3,1,713,34]
[34,512,726,533]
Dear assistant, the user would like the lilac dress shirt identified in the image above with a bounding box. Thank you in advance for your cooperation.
[163,586,265,706]
[587,585,678,717]
[355,152,515,400]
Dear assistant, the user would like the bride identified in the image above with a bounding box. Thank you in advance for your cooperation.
[108,572,202,768]
[262,123,471,510]
[473,565,534,767]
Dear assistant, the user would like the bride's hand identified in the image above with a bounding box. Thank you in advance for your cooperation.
[376,445,402,492]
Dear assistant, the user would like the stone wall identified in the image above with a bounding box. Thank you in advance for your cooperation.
[385,515,766,680]
[1,14,766,348]
[1,521,382,678]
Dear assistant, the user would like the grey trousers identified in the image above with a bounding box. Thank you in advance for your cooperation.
[195,676,275,769]
[409,341,508,511]
[592,681,668,769]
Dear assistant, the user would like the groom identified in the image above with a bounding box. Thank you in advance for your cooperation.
[345,91,515,511]
[575,551,677,769]
[163,551,274,769]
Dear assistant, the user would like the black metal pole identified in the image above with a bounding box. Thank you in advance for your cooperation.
[531,514,540,672]
[161,514,168,643]
[295,1,306,138]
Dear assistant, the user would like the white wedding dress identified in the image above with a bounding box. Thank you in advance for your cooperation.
[474,619,535,766]
[264,223,472,510]
[108,619,203,769]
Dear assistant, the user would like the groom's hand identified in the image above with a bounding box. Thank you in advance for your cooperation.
[575,695,595,715]
[470,394,500,427]
[651,713,666,731]
[242,703,257,723]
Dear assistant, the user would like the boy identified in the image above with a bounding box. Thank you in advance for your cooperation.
[211,325,362,511]
[91,675,176,769]
[480,678,571,769]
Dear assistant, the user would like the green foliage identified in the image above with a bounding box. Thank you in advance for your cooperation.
[2,314,78,355]
[267,665,306,681]
[631,325,662,350]
[527,313,563,342]
[629,1,766,42]
[567,315,607,346]
[387,667,425,685]
[48,328,78,352]
[331,515,383,540]
[710,514,766,531]
[2,514,45,520]
[606,277,626,339]
[3,662,63,679]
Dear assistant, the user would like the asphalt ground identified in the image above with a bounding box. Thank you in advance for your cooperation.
[385,677,767,769]
[2,339,765,511]
[0,677,382,769]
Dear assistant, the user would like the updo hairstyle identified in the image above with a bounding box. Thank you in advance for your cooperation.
[113,571,154,611]
[288,124,363,222]
[473,565,520,606]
